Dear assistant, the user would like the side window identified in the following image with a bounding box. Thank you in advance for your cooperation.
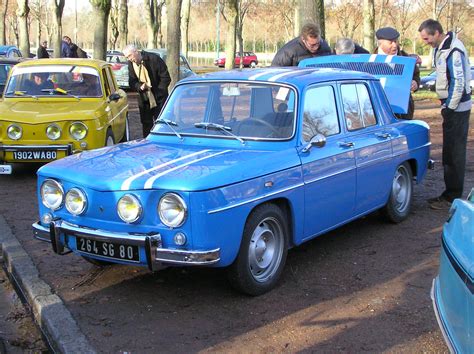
[341,83,376,131]
[105,68,117,93]
[102,69,112,96]
[303,85,340,141]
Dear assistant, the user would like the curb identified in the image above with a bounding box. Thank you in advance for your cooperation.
[0,215,96,354]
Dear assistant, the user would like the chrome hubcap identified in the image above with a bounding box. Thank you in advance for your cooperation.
[392,165,410,212]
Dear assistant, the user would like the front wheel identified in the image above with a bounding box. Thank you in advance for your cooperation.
[119,114,130,143]
[227,203,288,296]
[382,162,413,223]
[250,61,257,68]
[105,128,115,146]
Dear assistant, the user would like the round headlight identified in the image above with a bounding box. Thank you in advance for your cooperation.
[158,193,187,228]
[46,124,61,140]
[7,124,22,140]
[65,188,87,215]
[69,122,88,140]
[117,194,142,223]
[40,179,64,210]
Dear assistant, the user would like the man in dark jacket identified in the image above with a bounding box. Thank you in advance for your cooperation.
[123,44,171,137]
[374,27,420,119]
[271,22,331,66]
[37,40,49,59]
[61,36,78,58]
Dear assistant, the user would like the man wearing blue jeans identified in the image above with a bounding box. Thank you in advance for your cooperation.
[418,19,471,210]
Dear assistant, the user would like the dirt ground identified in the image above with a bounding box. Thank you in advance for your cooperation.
[0,96,472,352]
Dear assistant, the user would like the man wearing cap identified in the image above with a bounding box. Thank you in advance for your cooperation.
[375,27,420,119]
[271,22,332,67]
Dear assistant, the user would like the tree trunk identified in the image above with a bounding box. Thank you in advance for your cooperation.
[165,0,181,89]
[118,0,128,49]
[145,0,163,48]
[316,0,325,39]
[363,0,374,52]
[90,0,111,60]
[109,1,119,50]
[16,0,29,57]
[181,0,190,57]
[0,0,8,45]
[295,0,322,36]
[51,0,64,58]
[224,0,237,71]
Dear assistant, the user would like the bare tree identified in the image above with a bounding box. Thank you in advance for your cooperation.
[29,0,45,48]
[223,0,238,70]
[181,0,190,57]
[363,0,374,52]
[50,0,64,58]
[90,0,111,60]
[109,0,119,49]
[330,0,363,39]
[16,0,29,57]
[144,0,164,48]
[0,0,8,45]
[166,0,182,89]
[236,0,256,68]
[316,0,325,39]
[118,0,127,49]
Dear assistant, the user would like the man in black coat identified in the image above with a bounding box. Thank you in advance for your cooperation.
[123,45,171,137]
[271,22,332,67]
[37,40,49,59]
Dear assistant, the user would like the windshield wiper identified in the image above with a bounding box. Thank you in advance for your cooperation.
[41,88,80,100]
[194,122,244,144]
[7,91,38,99]
[154,118,182,140]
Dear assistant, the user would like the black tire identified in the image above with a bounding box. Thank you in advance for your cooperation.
[250,61,257,68]
[227,203,289,296]
[382,162,413,223]
[119,114,130,143]
[81,256,112,267]
[105,128,115,146]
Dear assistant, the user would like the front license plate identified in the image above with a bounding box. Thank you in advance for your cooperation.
[8,150,60,161]
[76,237,140,262]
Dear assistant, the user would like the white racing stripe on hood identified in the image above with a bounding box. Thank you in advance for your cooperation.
[248,69,289,81]
[144,150,231,189]
[121,149,210,190]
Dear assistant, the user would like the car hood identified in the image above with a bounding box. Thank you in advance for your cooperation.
[0,99,104,123]
[37,139,301,192]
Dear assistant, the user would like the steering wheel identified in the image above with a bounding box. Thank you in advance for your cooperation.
[237,118,280,137]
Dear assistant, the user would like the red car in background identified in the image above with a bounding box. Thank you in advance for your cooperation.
[214,51,258,68]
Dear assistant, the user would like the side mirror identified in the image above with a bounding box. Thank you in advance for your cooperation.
[302,133,326,153]
[109,92,121,101]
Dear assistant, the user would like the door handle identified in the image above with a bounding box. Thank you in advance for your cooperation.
[375,132,391,139]
[338,141,354,148]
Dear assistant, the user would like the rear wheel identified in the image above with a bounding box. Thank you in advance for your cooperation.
[382,162,413,223]
[250,61,257,68]
[227,203,288,296]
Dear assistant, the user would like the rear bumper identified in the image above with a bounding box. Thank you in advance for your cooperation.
[32,220,220,270]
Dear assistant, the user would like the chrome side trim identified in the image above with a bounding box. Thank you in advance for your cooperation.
[208,182,304,214]
[1,144,72,152]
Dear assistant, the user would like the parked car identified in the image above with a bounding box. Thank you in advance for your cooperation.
[145,48,195,79]
[420,66,474,91]
[32,60,431,295]
[0,59,128,175]
[0,45,22,58]
[214,51,258,68]
[0,58,22,96]
[106,54,129,89]
[431,188,474,353]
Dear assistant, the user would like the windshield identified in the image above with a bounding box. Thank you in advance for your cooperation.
[5,65,102,98]
[154,82,296,140]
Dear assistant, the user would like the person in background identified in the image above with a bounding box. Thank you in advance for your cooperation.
[334,38,369,54]
[123,44,171,137]
[61,36,78,58]
[374,27,420,119]
[271,22,332,67]
[418,19,471,210]
[37,40,49,59]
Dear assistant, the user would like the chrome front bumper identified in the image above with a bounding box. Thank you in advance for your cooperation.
[32,220,220,270]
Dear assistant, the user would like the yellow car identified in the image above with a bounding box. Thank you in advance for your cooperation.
[0,58,129,174]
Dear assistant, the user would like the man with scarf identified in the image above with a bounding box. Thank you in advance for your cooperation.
[123,45,171,137]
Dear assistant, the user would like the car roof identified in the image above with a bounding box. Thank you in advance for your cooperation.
[13,58,111,70]
[0,57,23,64]
[182,67,376,88]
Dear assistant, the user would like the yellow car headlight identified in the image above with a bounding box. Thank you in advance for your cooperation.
[158,193,187,228]
[46,124,62,140]
[117,194,142,223]
[69,122,88,140]
[40,179,64,210]
[65,188,87,215]
[7,124,22,140]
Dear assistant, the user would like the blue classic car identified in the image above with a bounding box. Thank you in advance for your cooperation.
[32,64,432,295]
[431,188,474,352]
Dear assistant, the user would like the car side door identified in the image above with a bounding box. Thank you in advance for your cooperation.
[339,82,394,214]
[298,84,356,242]
[103,67,126,142]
